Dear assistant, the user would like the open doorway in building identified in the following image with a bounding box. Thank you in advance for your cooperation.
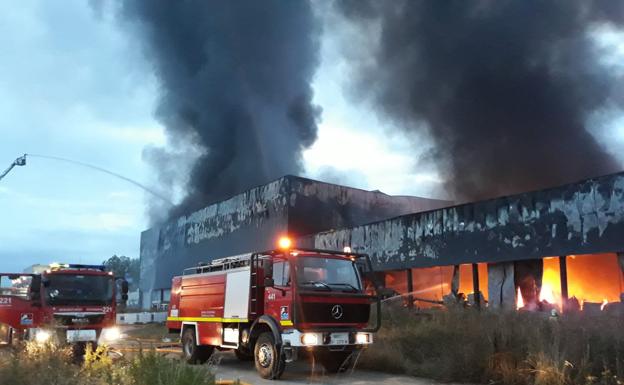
[381,264,488,309]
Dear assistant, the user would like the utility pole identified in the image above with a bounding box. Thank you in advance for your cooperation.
[0,154,27,182]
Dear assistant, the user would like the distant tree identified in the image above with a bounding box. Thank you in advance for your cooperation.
[103,255,140,289]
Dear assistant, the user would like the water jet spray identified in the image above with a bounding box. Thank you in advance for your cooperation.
[1,153,173,206]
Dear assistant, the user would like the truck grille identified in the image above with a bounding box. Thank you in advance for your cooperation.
[299,302,370,324]
[53,314,105,327]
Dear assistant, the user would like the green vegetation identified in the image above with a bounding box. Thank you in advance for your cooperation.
[103,255,140,289]
[0,342,214,385]
[358,305,624,384]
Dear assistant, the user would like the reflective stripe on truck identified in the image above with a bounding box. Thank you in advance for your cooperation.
[167,316,248,323]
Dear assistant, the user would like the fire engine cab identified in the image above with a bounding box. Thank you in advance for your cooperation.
[0,263,127,351]
[166,237,381,379]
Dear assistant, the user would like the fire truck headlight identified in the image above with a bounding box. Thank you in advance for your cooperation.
[355,332,372,344]
[35,329,52,344]
[301,333,319,346]
[101,327,121,342]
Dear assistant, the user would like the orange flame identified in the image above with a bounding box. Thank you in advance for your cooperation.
[516,287,525,310]
[539,282,557,305]
[539,254,623,313]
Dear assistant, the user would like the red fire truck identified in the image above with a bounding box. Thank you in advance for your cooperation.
[166,237,381,379]
[0,263,127,351]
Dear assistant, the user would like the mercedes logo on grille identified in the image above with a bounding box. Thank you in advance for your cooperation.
[331,304,343,320]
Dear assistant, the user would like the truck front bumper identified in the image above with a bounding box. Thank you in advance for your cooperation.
[27,327,120,344]
[281,329,373,348]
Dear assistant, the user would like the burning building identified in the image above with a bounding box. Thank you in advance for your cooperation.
[140,172,624,314]
[132,1,624,314]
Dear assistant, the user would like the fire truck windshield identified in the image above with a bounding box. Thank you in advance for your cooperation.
[44,274,114,306]
[296,257,362,292]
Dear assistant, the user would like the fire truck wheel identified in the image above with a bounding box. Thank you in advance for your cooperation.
[314,350,353,373]
[234,347,254,361]
[182,328,213,364]
[71,342,92,363]
[254,332,285,379]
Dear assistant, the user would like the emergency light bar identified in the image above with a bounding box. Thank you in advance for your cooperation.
[48,263,106,272]
[277,236,292,249]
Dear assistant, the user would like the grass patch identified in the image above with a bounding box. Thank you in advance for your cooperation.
[0,342,214,385]
[358,305,624,384]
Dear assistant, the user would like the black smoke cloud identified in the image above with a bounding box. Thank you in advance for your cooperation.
[338,0,624,201]
[122,1,321,219]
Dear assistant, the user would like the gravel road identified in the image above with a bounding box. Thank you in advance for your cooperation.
[210,351,461,385]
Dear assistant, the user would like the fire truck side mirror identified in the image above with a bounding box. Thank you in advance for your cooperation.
[262,259,273,278]
[262,258,274,287]
[355,260,368,276]
[30,276,41,292]
[115,278,129,305]
[30,275,41,305]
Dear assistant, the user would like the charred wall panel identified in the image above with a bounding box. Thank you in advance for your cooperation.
[140,178,290,293]
[304,173,624,270]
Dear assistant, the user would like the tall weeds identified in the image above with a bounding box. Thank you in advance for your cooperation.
[358,306,624,384]
[0,342,215,385]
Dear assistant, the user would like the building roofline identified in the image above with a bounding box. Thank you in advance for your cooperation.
[308,169,624,236]
[142,174,451,234]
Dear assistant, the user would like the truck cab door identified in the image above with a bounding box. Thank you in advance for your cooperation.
[0,274,39,341]
[264,258,293,326]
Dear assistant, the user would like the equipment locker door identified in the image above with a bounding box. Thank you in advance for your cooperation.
[223,268,251,320]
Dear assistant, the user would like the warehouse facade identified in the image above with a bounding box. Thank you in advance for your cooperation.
[140,173,624,312]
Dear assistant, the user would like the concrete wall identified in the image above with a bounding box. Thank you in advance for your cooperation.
[117,312,167,325]
[487,262,516,310]
[303,172,624,270]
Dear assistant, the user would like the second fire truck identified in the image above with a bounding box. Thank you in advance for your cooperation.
[167,237,381,379]
[0,263,127,353]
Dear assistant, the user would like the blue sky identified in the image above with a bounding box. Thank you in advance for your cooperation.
[0,1,163,271]
[1,1,623,272]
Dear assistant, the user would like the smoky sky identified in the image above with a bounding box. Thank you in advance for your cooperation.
[338,0,624,202]
[122,1,320,219]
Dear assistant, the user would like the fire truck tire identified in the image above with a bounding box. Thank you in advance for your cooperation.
[182,328,213,364]
[234,347,254,361]
[71,342,94,362]
[254,332,285,379]
[314,350,353,373]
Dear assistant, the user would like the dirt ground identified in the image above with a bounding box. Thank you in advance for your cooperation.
[111,324,464,385]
